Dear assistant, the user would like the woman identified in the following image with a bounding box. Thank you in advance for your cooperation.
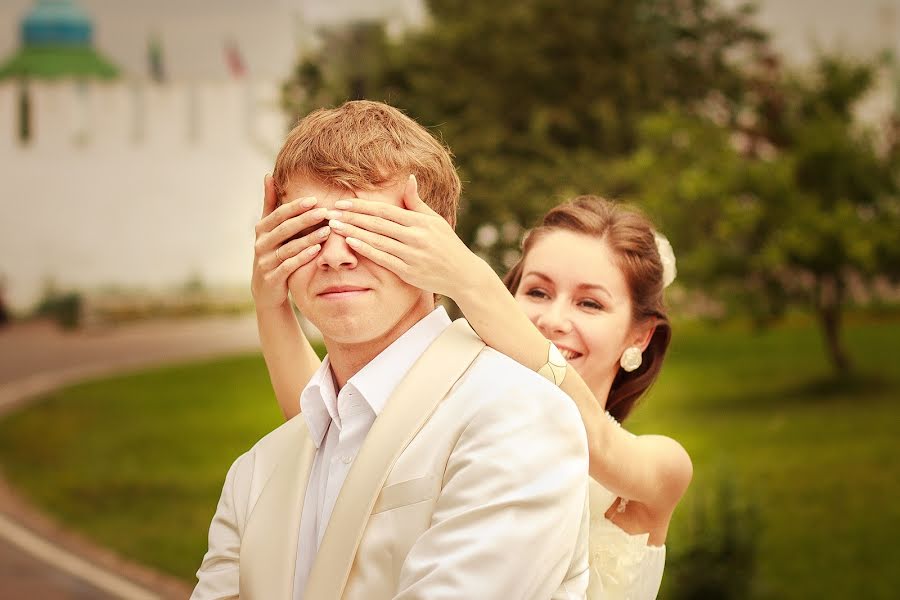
[252,174,692,599]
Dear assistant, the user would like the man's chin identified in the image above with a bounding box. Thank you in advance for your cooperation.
[321,326,387,347]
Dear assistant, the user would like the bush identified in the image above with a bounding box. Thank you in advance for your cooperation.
[667,474,761,600]
[34,290,83,329]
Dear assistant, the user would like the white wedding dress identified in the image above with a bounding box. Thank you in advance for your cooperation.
[586,415,666,599]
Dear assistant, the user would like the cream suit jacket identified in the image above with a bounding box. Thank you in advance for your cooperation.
[192,320,591,599]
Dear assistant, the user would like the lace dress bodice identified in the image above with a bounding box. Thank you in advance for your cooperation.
[586,414,666,599]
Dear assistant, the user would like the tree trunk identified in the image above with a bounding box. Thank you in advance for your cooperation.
[815,274,851,374]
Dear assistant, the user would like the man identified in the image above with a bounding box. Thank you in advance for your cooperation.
[192,100,590,599]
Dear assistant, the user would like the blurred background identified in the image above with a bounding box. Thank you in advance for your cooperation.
[0,1,898,599]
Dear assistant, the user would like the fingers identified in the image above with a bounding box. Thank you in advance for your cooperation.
[277,225,331,262]
[345,236,409,278]
[328,218,409,260]
[256,195,319,237]
[256,205,328,254]
[401,174,433,214]
[261,173,278,218]
[326,210,413,244]
[273,242,322,278]
[332,197,422,226]
[258,226,326,278]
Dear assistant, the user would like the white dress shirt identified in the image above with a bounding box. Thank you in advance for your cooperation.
[292,307,452,599]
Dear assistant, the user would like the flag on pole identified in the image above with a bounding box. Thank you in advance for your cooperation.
[224,39,246,79]
[148,34,165,83]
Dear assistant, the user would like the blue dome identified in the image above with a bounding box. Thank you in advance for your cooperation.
[21,0,92,46]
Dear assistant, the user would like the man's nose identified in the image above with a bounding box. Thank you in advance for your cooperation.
[316,231,358,270]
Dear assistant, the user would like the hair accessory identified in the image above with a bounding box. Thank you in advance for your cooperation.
[620,346,642,372]
[654,232,677,288]
[537,341,568,386]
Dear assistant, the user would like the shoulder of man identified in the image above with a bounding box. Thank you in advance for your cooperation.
[223,415,309,491]
[454,346,586,440]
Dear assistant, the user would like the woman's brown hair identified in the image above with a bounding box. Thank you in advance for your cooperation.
[504,195,672,422]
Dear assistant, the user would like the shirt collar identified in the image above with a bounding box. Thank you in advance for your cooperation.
[299,355,340,448]
[300,306,452,448]
[347,306,451,419]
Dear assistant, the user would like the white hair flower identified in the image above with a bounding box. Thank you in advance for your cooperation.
[653,232,677,288]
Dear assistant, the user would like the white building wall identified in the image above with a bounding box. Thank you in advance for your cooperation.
[0,79,289,310]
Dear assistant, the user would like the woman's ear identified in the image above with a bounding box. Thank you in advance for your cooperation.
[630,320,657,353]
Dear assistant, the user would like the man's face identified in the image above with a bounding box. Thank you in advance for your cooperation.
[283,176,431,348]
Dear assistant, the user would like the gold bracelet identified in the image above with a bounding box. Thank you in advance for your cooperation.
[537,341,567,386]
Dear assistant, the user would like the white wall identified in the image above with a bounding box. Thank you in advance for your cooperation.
[0,79,287,310]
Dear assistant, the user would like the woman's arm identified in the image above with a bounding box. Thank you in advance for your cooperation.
[328,175,692,517]
[455,258,692,515]
[251,174,329,420]
[255,303,320,420]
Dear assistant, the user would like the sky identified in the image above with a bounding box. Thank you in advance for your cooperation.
[1,1,897,81]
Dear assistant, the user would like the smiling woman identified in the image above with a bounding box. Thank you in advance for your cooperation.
[503,196,672,424]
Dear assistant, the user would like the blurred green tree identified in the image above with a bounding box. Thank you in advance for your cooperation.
[281,0,768,265]
[610,55,900,373]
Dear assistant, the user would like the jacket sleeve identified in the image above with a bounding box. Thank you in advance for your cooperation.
[191,452,251,600]
[393,377,590,599]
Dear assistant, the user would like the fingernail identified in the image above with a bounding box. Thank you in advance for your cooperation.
[318,226,331,238]
[329,219,345,229]
[313,207,328,218]
[346,237,361,248]
[308,244,321,254]
[334,200,353,210]
[300,197,317,208]
[326,210,343,220]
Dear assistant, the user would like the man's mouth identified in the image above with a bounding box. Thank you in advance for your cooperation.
[317,286,371,299]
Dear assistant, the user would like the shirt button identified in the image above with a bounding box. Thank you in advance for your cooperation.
[341,455,352,464]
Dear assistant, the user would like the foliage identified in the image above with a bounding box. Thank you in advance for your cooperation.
[33,284,83,329]
[610,55,900,372]
[282,0,769,264]
[279,3,899,372]
[667,474,760,600]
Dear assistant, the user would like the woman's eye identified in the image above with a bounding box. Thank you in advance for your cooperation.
[579,299,604,310]
[526,288,549,300]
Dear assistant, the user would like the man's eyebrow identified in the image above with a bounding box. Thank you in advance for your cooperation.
[522,270,612,298]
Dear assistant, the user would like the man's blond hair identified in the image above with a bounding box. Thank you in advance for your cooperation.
[273,100,461,228]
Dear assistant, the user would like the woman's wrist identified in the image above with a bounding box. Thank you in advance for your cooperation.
[450,254,497,308]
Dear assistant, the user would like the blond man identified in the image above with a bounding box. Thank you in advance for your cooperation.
[192,101,590,600]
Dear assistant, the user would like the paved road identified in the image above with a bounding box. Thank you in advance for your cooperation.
[0,534,112,600]
[0,315,261,599]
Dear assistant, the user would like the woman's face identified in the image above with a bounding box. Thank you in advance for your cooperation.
[514,229,650,396]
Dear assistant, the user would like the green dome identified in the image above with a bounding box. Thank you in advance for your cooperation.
[0,0,119,80]
[22,0,93,46]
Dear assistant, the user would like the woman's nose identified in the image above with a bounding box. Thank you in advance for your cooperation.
[536,301,572,335]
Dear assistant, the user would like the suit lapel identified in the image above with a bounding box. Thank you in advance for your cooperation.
[304,319,485,599]
[240,417,316,600]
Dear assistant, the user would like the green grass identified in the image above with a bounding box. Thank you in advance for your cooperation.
[628,315,900,599]
[0,355,285,579]
[0,317,897,597]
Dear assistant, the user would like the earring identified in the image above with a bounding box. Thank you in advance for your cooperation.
[620,346,642,372]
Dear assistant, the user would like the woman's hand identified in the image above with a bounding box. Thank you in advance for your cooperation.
[325,175,487,298]
[251,174,329,309]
